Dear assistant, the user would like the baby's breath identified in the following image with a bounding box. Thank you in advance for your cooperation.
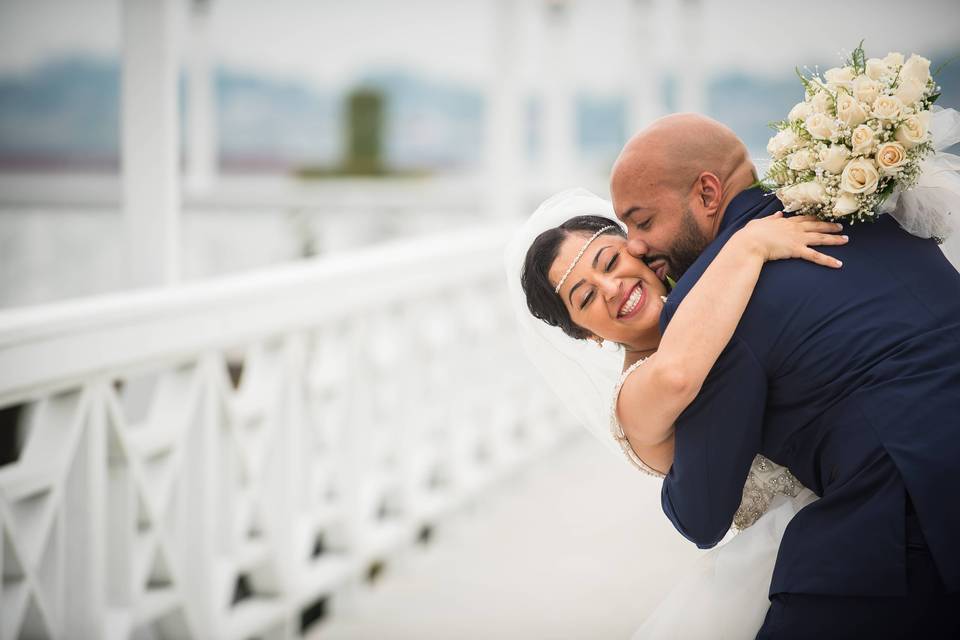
[762,41,938,224]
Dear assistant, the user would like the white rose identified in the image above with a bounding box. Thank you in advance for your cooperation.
[865,58,893,81]
[810,90,832,114]
[894,77,927,106]
[833,191,861,216]
[835,92,868,127]
[871,95,904,122]
[901,54,932,84]
[841,158,880,195]
[875,141,908,175]
[805,113,839,140]
[788,101,813,122]
[776,186,800,212]
[884,52,905,68]
[817,144,851,174]
[824,66,855,90]
[895,113,929,148]
[852,76,881,105]
[851,124,876,156]
[788,148,816,171]
[767,128,802,160]
[778,181,829,212]
[795,181,828,204]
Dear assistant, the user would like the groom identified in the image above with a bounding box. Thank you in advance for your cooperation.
[610,114,960,638]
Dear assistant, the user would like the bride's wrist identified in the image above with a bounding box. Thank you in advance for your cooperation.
[728,229,768,263]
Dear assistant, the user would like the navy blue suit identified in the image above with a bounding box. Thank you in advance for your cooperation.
[660,187,960,637]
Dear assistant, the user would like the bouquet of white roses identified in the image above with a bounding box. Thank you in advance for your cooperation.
[763,42,941,223]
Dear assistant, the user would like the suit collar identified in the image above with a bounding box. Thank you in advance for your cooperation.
[718,187,778,235]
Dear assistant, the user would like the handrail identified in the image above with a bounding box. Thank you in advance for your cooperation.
[0,224,511,403]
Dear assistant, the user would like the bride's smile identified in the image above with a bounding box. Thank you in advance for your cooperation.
[617,281,645,319]
[547,232,667,351]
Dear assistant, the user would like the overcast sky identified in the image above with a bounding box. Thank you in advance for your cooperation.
[2,0,959,93]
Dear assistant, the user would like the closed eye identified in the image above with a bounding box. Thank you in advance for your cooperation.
[636,219,652,231]
[606,253,619,272]
[579,289,595,310]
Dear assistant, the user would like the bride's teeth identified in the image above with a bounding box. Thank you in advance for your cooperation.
[620,286,643,316]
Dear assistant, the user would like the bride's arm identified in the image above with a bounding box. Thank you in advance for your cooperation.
[618,214,846,474]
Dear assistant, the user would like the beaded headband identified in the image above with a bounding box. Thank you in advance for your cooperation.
[554,226,615,294]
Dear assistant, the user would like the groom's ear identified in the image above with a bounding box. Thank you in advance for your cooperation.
[693,172,723,218]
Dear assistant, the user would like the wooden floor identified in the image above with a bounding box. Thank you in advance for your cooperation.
[308,433,705,640]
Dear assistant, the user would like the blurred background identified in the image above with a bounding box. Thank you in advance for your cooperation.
[0,1,959,639]
[2,0,959,307]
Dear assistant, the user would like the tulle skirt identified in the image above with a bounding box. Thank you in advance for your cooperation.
[633,489,818,640]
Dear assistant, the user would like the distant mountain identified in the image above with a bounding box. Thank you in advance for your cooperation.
[0,57,340,171]
[710,50,960,157]
[217,69,339,170]
[709,74,799,156]
[0,57,120,168]
[357,69,484,171]
[1,51,957,173]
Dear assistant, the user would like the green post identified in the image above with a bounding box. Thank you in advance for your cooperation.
[343,88,384,175]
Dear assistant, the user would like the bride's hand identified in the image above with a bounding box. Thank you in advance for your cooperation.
[735,212,847,268]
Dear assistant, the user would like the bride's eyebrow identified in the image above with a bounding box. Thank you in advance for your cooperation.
[592,245,609,269]
[568,279,587,305]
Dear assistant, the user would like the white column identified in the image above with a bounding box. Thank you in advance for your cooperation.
[186,0,218,193]
[676,0,705,114]
[541,0,576,188]
[487,0,525,218]
[624,0,664,134]
[121,0,180,287]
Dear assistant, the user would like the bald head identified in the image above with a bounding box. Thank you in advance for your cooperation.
[608,114,757,279]
[611,113,749,203]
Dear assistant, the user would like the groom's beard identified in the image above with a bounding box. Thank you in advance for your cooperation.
[663,205,711,280]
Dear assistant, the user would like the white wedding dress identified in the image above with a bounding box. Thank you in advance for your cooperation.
[611,359,818,640]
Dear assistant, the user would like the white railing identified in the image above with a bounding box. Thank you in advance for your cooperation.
[0,227,574,640]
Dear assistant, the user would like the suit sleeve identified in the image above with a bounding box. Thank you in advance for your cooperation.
[660,335,768,548]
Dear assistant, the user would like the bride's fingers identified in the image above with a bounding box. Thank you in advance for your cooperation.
[801,247,844,268]
[804,232,849,246]
[800,219,844,233]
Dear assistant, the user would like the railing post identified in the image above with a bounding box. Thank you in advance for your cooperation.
[121,0,181,288]
[179,354,221,637]
[541,0,576,188]
[487,0,526,218]
[677,0,705,114]
[63,384,108,640]
[186,0,218,194]
[624,0,665,134]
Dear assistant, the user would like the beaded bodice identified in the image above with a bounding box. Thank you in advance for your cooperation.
[610,358,805,531]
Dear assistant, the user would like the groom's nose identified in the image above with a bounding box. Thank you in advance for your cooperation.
[627,235,648,258]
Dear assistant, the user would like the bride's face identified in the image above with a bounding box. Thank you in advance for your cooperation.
[549,232,668,350]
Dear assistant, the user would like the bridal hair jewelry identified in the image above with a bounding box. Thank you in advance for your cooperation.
[554,226,615,294]
[505,188,631,465]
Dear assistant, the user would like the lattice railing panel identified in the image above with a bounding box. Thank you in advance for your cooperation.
[0,229,575,639]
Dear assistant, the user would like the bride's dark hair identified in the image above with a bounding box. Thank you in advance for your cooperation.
[521,215,626,340]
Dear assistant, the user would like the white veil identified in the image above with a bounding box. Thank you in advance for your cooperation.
[881,106,960,245]
[504,188,630,460]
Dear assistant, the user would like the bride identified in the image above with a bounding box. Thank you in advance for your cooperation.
[505,188,844,638]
